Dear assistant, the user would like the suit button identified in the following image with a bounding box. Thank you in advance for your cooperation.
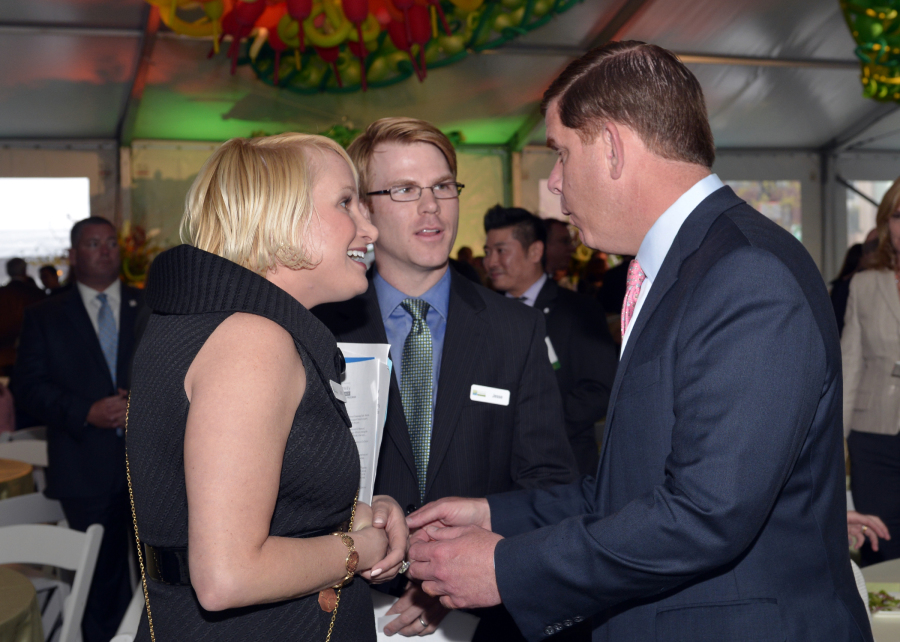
[405,504,418,515]
[544,626,555,636]
[564,620,573,627]
[554,623,563,632]
[573,616,584,623]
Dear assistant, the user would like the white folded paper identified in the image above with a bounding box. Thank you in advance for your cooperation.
[337,343,392,506]
[371,588,480,641]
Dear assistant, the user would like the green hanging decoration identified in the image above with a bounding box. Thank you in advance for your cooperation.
[148,0,583,94]
[841,1,900,101]
[247,0,584,94]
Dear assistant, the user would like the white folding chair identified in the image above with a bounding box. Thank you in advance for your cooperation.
[0,425,48,442]
[0,439,49,491]
[0,493,70,639]
[0,523,103,642]
[0,439,49,467]
[113,582,145,641]
[0,492,65,527]
[851,559,872,625]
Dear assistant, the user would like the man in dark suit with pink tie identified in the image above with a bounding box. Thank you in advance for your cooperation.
[406,41,873,641]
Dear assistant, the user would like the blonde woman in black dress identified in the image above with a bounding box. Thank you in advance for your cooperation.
[127,134,407,640]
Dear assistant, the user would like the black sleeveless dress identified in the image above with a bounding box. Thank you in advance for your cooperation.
[128,245,375,641]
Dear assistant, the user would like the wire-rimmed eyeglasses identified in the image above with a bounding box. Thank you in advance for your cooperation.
[366,182,465,202]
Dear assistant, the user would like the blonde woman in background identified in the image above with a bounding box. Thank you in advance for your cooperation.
[126,134,407,640]
[843,176,900,565]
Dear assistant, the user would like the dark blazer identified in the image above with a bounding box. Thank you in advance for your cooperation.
[534,279,617,474]
[12,283,144,499]
[314,267,577,513]
[488,187,872,641]
[0,279,46,373]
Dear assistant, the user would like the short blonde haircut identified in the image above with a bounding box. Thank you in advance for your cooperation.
[347,117,457,204]
[181,133,357,273]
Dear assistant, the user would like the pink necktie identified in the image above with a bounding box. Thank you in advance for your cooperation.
[621,259,646,339]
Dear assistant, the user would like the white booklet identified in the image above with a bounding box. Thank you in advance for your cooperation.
[371,588,480,641]
[336,343,392,506]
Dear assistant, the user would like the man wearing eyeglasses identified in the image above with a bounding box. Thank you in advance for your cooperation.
[314,117,577,640]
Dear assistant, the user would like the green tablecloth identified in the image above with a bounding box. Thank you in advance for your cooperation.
[0,567,43,642]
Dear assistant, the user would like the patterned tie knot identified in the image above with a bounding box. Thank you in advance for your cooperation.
[401,298,430,323]
[96,292,108,304]
[626,260,646,290]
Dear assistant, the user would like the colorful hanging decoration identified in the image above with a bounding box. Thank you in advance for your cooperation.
[146,0,584,93]
[119,222,163,288]
[841,1,900,101]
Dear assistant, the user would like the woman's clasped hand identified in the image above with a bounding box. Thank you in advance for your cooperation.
[353,495,408,582]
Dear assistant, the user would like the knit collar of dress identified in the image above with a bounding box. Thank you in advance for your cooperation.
[145,244,344,393]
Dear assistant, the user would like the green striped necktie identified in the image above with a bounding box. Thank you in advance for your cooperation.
[400,298,433,502]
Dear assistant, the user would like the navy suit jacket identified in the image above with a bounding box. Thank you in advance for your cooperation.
[534,279,617,474]
[12,283,144,499]
[488,188,872,641]
[314,267,577,514]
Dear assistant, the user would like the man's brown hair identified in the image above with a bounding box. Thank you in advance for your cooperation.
[347,117,457,202]
[541,41,715,168]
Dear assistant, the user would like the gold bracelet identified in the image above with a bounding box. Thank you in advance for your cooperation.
[332,532,358,588]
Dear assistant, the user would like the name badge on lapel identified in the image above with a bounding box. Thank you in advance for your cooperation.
[470,384,510,406]
[330,380,347,403]
[545,336,560,371]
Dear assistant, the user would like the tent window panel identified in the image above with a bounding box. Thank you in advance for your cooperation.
[725,180,802,242]
[0,177,89,284]
[847,181,894,247]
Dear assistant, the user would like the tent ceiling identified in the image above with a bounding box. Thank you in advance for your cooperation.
[1,0,897,151]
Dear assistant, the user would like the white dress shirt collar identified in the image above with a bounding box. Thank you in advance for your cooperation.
[621,174,724,351]
[634,174,725,285]
[506,273,548,307]
[77,279,122,335]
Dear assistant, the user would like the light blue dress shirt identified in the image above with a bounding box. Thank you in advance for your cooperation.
[506,273,548,308]
[621,174,725,352]
[374,267,451,406]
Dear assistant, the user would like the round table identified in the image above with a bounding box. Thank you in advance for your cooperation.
[0,567,43,642]
[0,459,33,500]
[861,558,900,641]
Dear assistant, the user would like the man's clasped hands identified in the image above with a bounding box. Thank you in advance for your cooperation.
[359,496,503,637]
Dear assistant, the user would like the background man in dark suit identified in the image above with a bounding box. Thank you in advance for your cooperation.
[543,219,576,284]
[483,206,617,474]
[314,117,576,639]
[13,216,142,642]
[406,42,872,641]
[0,257,45,376]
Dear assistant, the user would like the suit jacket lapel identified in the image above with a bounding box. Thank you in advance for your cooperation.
[876,271,900,327]
[117,285,140,388]
[533,277,559,314]
[426,271,487,491]
[334,279,419,480]
[63,288,114,389]
[600,186,743,454]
